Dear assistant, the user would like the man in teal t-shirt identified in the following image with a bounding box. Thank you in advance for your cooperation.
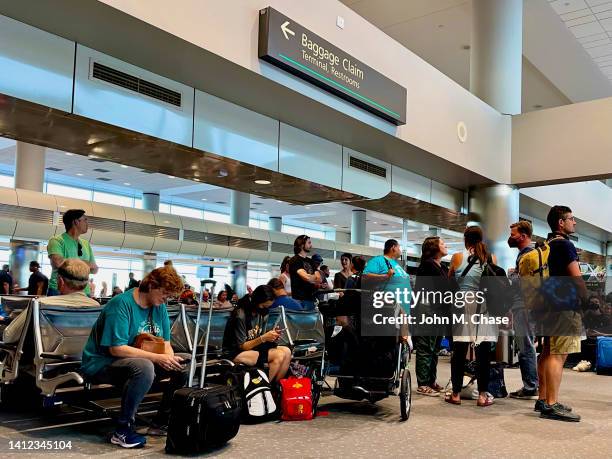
[81,267,188,448]
[47,209,97,296]
[363,239,411,340]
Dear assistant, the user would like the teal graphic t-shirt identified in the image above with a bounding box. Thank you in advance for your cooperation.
[81,290,170,376]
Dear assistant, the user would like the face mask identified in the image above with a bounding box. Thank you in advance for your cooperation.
[507,236,520,248]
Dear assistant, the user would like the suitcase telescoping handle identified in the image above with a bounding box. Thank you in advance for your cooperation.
[187,279,217,388]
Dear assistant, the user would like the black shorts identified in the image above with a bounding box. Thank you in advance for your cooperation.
[254,342,278,367]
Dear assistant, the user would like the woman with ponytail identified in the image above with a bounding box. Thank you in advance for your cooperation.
[445,226,499,407]
[222,285,292,382]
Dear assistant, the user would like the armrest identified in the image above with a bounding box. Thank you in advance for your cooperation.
[40,352,80,362]
[293,339,318,345]
[0,342,17,351]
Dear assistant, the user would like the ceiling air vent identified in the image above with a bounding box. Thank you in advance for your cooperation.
[92,62,182,108]
[348,156,387,178]
[46,167,62,172]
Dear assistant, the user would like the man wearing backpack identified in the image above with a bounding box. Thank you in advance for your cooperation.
[535,205,585,422]
[507,221,539,400]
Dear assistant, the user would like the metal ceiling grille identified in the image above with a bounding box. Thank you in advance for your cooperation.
[270,242,293,254]
[205,233,230,246]
[92,62,182,107]
[0,204,54,224]
[348,155,387,178]
[124,221,157,238]
[87,216,125,233]
[154,226,180,240]
[183,229,207,244]
[229,237,268,251]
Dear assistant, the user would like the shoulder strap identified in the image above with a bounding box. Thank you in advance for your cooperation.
[460,255,478,277]
[148,307,155,336]
[383,257,393,270]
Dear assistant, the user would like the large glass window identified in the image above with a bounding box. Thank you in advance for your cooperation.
[169,204,203,219]
[0,174,14,188]
[204,211,230,223]
[93,191,134,207]
[47,183,92,200]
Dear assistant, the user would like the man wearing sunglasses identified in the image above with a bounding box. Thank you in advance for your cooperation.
[47,209,98,296]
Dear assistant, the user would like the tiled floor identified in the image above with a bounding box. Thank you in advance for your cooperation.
[0,358,610,458]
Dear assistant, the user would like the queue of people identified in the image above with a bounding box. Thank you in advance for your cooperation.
[0,203,601,450]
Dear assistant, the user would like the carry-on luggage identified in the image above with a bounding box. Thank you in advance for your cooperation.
[596,336,612,376]
[225,365,278,423]
[166,280,241,454]
[280,376,313,421]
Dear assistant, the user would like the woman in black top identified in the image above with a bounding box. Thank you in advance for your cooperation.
[413,236,450,396]
[222,285,291,382]
[333,253,353,289]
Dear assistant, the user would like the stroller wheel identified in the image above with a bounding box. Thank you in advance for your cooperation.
[399,368,412,421]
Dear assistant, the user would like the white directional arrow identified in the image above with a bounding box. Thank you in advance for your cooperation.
[281,21,295,40]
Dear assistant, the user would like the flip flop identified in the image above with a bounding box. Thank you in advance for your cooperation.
[430,382,444,392]
[477,398,494,407]
[417,386,440,397]
[444,394,461,405]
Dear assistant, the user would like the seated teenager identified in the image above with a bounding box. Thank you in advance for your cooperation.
[267,278,304,311]
[81,267,188,449]
[3,259,99,344]
[223,285,291,382]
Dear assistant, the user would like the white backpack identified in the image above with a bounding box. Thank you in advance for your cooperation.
[243,368,277,420]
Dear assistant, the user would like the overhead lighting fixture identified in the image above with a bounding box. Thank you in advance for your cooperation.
[168,175,176,179]
[254,179,271,185]
[201,198,207,201]
[120,164,128,168]
[193,178,200,182]
[65,152,73,156]
[305,206,311,209]
[276,200,283,203]
[373,221,378,224]
[76,173,83,176]
[123,182,131,186]
[263,210,268,213]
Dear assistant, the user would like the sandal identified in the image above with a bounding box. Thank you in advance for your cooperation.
[430,382,444,392]
[477,397,494,407]
[417,386,440,397]
[444,394,461,405]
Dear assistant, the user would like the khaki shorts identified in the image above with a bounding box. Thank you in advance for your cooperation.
[548,336,581,355]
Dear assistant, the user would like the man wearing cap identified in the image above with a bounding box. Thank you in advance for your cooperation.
[3,259,99,344]
[47,209,98,296]
[14,261,48,296]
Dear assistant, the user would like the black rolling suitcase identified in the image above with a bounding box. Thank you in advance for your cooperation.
[166,280,241,454]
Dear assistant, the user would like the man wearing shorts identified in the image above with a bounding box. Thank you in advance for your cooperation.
[536,206,584,422]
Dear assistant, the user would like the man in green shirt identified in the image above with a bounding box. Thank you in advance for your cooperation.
[47,209,98,296]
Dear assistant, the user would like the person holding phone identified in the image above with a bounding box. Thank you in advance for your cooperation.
[223,285,292,382]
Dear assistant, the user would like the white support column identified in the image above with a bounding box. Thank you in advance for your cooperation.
[15,141,45,192]
[351,209,367,246]
[230,190,250,297]
[11,142,46,289]
[470,0,523,115]
[142,192,160,275]
[269,216,282,232]
[469,185,520,271]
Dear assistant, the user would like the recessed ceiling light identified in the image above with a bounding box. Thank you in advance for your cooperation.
[201,198,207,201]
[333,224,338,227]
[120,164,128,168]
[305,206,310,209]
[123,182,131,186]
[254,179,271,185]
[276,200,283,203]
[76,173,83,176]
[373,221,378,224]
[65,152,73,156]
[263,210,268,213]
[193,178,200,182]
[313,220,318,223]
[168,175,175,179]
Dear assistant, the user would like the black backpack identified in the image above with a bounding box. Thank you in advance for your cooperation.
[462,255,512,317]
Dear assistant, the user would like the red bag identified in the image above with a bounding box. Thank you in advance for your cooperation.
[280,377,313,421]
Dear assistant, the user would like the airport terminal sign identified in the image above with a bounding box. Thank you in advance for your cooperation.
[258,7,407,125]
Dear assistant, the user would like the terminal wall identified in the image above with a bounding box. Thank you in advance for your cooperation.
[98,0,511,184]
[512,97,612,185]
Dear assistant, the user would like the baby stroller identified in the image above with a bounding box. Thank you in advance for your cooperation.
[293,286,412,421]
